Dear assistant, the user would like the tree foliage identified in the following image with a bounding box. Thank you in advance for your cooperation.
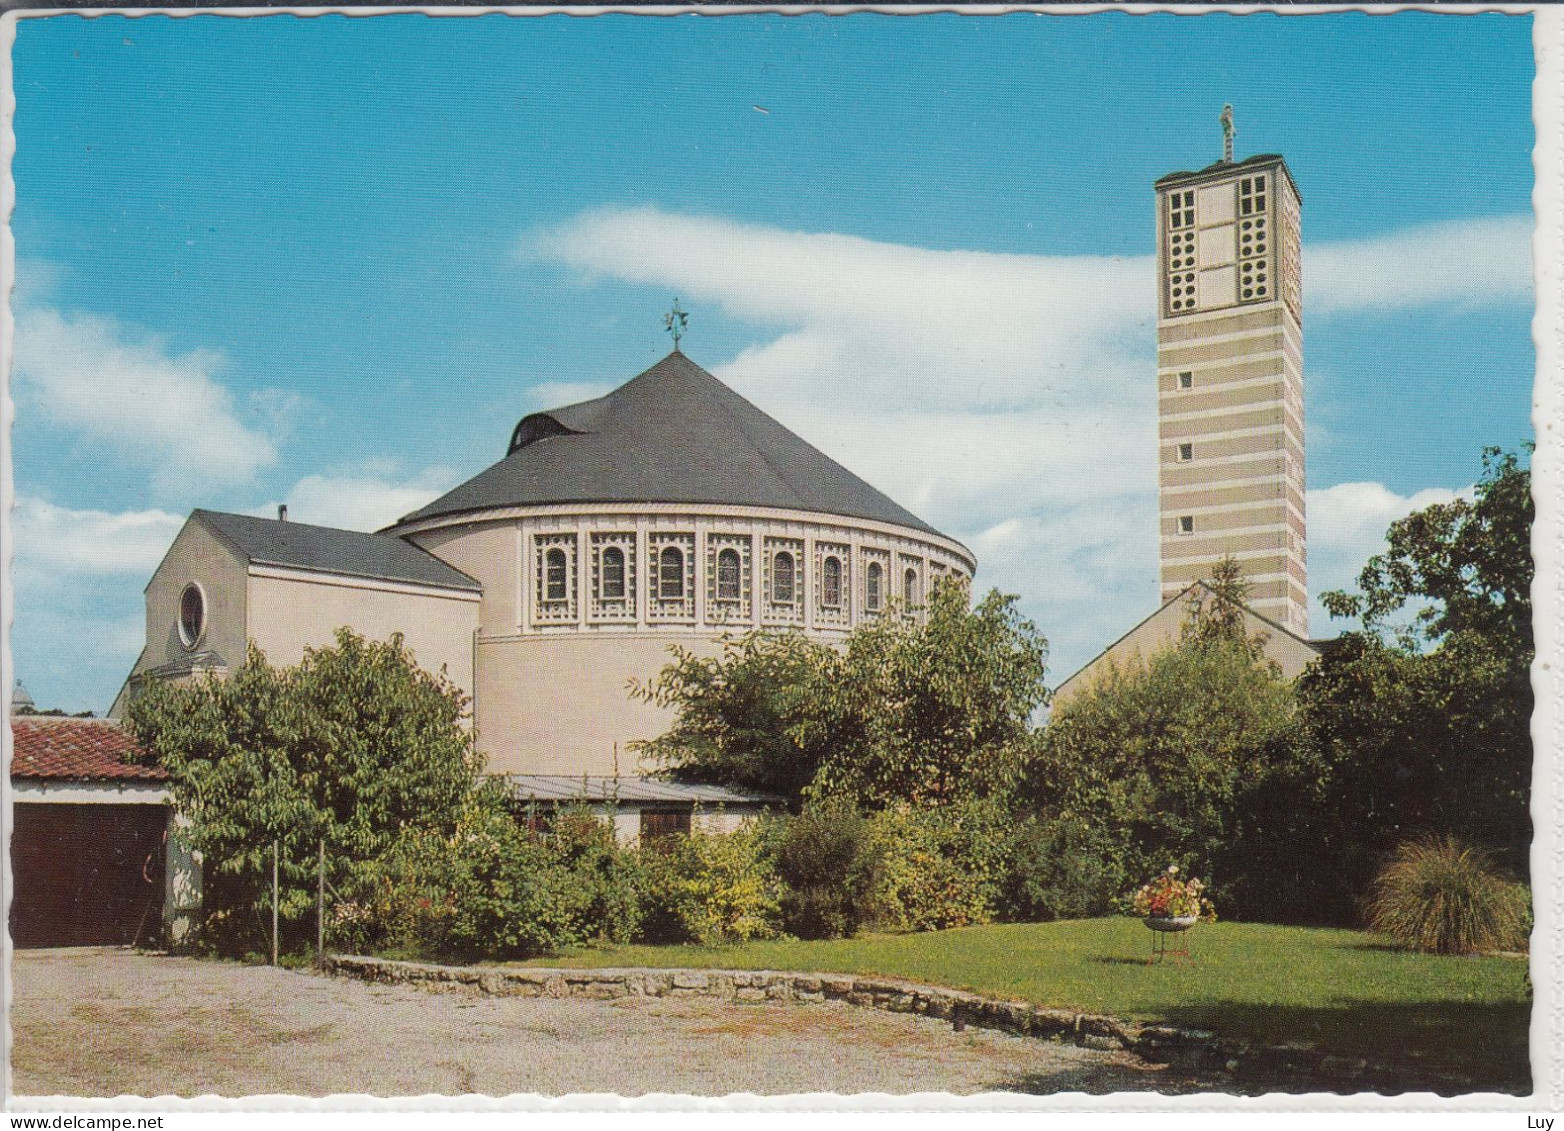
[1304,447,1533,885]
[1030,572,1318,919]
[636,580,1050,809]
[127,628,484,951]
[1322,447,1532,653]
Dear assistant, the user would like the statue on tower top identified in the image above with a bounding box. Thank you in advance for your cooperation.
[1220,104,1236,164]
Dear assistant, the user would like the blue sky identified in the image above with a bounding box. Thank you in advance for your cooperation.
[10,11,1536,712]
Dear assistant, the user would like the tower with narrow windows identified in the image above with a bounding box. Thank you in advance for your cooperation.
[1154,109,1306,636]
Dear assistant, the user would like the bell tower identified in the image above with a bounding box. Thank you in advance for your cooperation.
[1154,107,1307,636]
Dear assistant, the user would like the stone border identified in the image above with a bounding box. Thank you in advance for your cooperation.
[323,954,1491,1095]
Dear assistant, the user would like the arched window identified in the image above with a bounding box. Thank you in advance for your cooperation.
[659,546,685,599]
[178,582,206,648]
[903,567,918,607]
[545,549,569,601]
[866,562,883,612]
[822,556,843,608]
[773,552,795,604]
[717,548,742,601]
[601,546,626,599]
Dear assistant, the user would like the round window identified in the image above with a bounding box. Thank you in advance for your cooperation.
[178,582,207,648]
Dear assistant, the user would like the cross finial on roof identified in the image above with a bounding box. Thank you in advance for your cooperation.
[663,299,689,352]
[1220,104,1236,164]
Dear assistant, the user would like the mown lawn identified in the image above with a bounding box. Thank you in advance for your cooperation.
[512,918,1531,1089]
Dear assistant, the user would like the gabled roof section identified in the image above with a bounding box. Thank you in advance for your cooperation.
[193,510,481,592]
[10,717,167,783]
[1053,581,1323,702]
[394,352,944,538]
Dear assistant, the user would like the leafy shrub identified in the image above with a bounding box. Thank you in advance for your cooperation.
[864,800,1006,932]
[768,796,880,939]
[638,824,784,946]
[336,790,646,960]
[998,815,1129,922]
[1367,837,1529,955]
[543,806,648,945]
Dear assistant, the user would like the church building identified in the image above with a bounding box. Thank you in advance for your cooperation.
[113,344,976,835]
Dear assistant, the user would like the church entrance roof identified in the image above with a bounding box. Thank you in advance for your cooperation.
[392,351,942,537]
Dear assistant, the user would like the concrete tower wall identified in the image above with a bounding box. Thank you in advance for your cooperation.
[1155,154,1307,636]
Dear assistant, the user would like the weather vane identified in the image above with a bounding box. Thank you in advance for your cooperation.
[1220,104,1236,164]
[663,299,688,352]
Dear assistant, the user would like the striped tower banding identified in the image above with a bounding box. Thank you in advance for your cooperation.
[1154,127,1307,637]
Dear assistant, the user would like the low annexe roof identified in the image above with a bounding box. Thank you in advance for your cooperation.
[503,774,779,807]
[193,509,481,593]
[10,717,166,783]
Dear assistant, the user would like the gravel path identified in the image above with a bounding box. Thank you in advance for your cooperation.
[11,948,1204,1098]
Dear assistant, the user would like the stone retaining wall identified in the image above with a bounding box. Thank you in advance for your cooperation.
[323,954,1485,1095]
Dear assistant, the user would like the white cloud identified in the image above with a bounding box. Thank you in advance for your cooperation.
[11,496,186,580]
[13,307,278,492]
[1309,215,1532,315]
[1305,481,1469,629]
[255,467,459,533]
[526,206,1527,676]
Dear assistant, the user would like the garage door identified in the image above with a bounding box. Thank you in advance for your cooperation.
[10,803,167,948]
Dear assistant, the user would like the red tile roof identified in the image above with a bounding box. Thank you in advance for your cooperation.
[10,717,167,782]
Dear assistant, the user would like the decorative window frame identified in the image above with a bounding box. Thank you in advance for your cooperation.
[898,554,923,615]
[861,548,891,617]
[763,536,805,626]
[590,532,637,622]
[1238,175,1271,304]
[814,541,851,626]
[1165,189,1198,314]
[705,533,752,625]
[177,581,208,650]
[534,533,578,623]
[648,532,696,622]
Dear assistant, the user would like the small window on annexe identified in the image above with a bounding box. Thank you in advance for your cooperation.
[545,549,569,601]
[717,548,742,601]
[1178,371,1193,389]
[1178,516,1195,535]
[659,546,685,600]
[640,808,692,843]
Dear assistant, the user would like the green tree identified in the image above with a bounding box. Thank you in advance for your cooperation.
[637,580,1049,810]
[1031,576,1316,919]
[1304,446,1533,884]
[127,628,485,953]
[632,631,840,801]
[808,582,1050,807]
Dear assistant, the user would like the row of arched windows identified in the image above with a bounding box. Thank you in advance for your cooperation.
[539,536,945,617]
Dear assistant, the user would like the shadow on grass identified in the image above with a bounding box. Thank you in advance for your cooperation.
[1163,999,1528,1096]
[986,998,1530,1097]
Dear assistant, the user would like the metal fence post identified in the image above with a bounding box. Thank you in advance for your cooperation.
[271,839,280,967]
[316,837,326,968]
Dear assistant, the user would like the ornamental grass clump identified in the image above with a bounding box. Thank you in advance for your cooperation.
[1367,837,1529,955]
[1130,864,1217,921]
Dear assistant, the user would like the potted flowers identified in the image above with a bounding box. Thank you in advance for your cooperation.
[1132,864,1217,932]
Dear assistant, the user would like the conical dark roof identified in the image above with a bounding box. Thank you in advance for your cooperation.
[394,352,942,536]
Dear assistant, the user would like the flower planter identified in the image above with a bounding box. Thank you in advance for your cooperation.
[1143,915,1199,932]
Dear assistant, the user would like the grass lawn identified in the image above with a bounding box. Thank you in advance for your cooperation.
[512,918,1531,1089]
